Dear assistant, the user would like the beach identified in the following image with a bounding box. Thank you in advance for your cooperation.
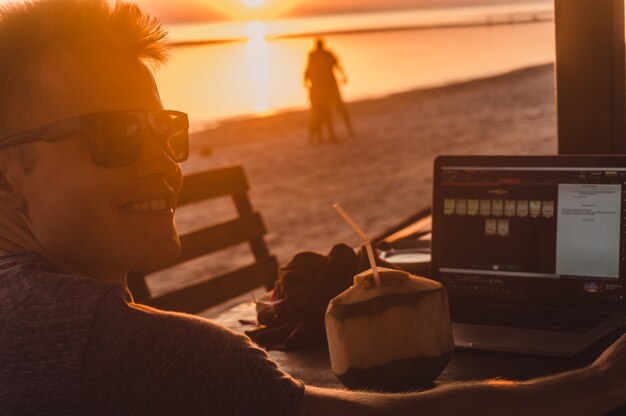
[149,63,556,298]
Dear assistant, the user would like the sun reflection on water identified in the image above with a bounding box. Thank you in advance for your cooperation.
[245,31,270,114]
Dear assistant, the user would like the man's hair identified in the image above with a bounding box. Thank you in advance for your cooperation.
[0,0,169,171]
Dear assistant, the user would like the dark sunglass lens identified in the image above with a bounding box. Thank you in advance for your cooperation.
[165,129,189,162]
[83,114,142,166]
[153,113,189,162]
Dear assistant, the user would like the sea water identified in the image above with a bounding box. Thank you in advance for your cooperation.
[154,4,555,131]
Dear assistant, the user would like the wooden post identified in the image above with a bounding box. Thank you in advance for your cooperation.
[555,0,626,154]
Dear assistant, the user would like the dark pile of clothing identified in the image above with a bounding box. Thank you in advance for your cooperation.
[245,243,397,350]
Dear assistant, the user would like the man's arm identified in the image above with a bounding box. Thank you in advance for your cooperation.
[303,56,312,89]
[335,62,348,84]
[296,333,626,416]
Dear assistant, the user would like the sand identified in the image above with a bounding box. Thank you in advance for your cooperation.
[148,63,556,297]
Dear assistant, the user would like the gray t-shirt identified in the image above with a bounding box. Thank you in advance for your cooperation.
[0,252,304,415]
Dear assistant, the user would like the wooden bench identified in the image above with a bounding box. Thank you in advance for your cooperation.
[126,164,278,314]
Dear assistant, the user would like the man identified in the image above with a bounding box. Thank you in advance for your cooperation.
[0,1,624,415]
[304,38,355,143]
[0,2,302,414]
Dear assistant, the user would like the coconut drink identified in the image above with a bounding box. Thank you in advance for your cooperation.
[325,267,454,391]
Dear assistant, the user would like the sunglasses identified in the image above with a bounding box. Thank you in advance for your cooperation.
[0,110,189,167]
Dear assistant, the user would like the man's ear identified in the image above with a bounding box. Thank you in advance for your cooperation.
[0,164,26,211]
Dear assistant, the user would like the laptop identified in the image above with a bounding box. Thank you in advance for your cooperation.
[431,155,626,356]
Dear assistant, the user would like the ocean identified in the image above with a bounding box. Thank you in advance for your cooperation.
[154,2,555,131]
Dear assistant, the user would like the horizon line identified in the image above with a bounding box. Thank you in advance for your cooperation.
[170,14,553,48]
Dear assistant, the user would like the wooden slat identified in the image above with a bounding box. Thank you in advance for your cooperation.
[178,165,249,206]
[380,215,432,244]
[132,212,268,277]
[128,163,280,313]
[147,256,279,314]
[373,206,431,243]
[126,271,151,303]
[177,212,267,264]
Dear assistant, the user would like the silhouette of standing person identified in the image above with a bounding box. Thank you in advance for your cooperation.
[304,38,355,143]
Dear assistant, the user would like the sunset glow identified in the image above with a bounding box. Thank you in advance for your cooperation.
[243,0,265,8]
[207,0,297,20]
[245,21,268,40]
[154,2,556,127]
[246,37,271,114]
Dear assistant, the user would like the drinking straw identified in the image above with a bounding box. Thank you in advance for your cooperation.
[333,203,381,287]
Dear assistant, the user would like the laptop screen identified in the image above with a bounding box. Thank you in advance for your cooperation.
[431,156,626,310]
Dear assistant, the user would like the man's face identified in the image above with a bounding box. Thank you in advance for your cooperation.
[11,55,183,281]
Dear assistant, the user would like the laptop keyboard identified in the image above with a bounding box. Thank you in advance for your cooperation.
[449,303,612,333]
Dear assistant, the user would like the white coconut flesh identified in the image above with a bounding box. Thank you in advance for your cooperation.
[325,267,454,376]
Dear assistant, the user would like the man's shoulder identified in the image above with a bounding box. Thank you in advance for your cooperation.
[0,252,127,413]
[322,49,337,60]
[0,251,54,273]
[0,252,123,322]
[84,298,306,415]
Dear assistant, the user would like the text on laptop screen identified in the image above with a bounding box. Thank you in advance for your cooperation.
[436,166,625,306]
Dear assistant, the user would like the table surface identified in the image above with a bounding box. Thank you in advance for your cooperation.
[213,302,624,389]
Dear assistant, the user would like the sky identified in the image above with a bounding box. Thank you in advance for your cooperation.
[134,0,549,23]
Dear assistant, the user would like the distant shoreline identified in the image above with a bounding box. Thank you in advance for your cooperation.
[283,1,552,21]
[171,14,552,48]
[190,62,555,136]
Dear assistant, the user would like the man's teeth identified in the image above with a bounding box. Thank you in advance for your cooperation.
[123,199,169,213]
